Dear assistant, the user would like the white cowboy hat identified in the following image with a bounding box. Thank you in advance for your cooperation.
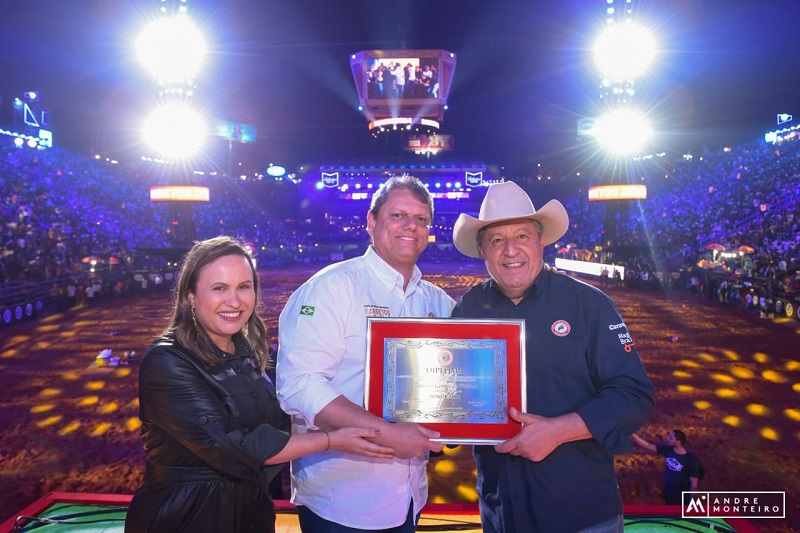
[452,181,569,258]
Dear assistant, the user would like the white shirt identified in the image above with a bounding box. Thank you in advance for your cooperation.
[277,246,455,528]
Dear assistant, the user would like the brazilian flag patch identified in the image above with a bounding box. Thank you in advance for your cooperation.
[300,305,315,316]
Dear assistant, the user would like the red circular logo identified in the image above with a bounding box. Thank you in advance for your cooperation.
[551,320,571,337]
[437,349,454,366]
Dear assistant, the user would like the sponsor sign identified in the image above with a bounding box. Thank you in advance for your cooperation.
[149,186,210,202]
[213,120,257,143]
[321,172,340,188]
[588,184,647,201]
[554,258,625,281]
[465,172,483,187]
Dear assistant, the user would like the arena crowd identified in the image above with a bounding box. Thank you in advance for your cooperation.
[1,133,798,322]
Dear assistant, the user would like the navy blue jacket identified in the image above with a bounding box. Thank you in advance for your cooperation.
[452,268,655,532]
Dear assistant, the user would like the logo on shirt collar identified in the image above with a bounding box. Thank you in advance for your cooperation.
[551,320,571,337]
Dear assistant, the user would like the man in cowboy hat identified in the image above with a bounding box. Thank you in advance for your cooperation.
[451,181,654,532]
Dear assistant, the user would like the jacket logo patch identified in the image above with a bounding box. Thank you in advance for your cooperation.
[300,305,315,316]
[551,320,571,337]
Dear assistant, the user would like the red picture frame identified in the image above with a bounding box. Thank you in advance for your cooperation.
[365,317,526,445]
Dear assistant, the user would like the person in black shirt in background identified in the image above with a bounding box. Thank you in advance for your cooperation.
[631,429,700,505]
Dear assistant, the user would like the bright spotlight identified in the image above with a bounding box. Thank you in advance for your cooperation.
[594,22,656,80]
[136,16,206,84]
[594,108,653,155]
[143,104,206,159]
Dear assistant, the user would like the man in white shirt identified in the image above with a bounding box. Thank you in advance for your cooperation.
[278,176,454,532]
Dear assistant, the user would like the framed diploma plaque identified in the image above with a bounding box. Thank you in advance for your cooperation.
[365,317,526,445]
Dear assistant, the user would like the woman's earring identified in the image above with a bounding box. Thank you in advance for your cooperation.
[191,307,198,328]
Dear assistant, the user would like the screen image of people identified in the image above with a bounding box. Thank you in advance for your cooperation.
[366,57,440,100]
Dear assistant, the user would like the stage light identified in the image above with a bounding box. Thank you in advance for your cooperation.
[137,15,206,85]
[594,108,652,155]
[142,103,206,159]
[594,22,656,80]
[266,164,286,177]
[24,91,39,102]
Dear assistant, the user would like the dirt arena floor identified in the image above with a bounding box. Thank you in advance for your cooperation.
[1,262,798,532]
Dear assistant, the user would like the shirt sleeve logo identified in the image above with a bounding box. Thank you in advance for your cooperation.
[300,305,315,316]
[609,322,635,351]
[551,320,571,337]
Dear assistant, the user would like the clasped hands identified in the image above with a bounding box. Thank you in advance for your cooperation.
[334,421,443,460]
[343,407,571,462]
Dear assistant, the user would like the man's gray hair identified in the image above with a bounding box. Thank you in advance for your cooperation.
[369,175,434,218]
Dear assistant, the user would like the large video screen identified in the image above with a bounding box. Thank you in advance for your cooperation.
[365,56,441,100]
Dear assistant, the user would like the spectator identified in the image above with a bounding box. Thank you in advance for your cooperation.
[631,430,700,505]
